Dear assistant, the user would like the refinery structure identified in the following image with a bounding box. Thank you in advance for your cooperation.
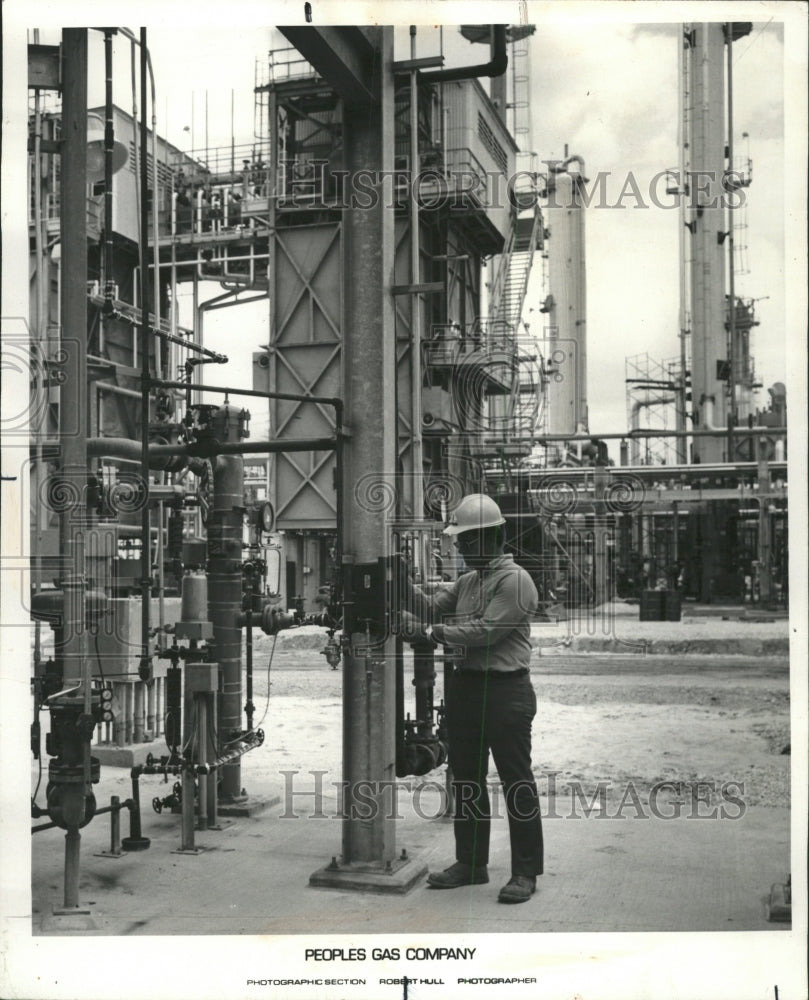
[1,18,797,966]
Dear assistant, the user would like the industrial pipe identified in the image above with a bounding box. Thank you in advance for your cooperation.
[421,24,507,83]
[44,434,339,469]
[32,797,133,834]
[121,767,151,851]
[32,84,46,672]
[408,26,425,519]
[101,31,115,329]
[148,378,342,411]
[194,734,263,775]
[56,27,94,912]
[630,396,675,464]
[700,398,726,432]
[207,413,247,803]
[533,426,786,442]
[726,25,738,428]
[138,28,152,685]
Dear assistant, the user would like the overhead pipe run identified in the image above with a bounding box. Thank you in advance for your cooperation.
[421,24,508,83]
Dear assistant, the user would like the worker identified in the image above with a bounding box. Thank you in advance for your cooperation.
[401,493,543,903]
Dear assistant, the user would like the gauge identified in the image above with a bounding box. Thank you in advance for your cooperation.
[256,501,275,533]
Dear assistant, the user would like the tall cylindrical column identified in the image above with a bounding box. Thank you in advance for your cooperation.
[207,405,247,801]
[546,160,587,440]
[687,23,727,463]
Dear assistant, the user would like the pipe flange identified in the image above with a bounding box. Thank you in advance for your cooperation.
[48,756,101,785]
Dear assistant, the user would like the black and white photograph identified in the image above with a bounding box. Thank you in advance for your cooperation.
[1,2,806,999]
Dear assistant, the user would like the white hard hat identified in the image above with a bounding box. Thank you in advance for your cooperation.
[443,493,505,536]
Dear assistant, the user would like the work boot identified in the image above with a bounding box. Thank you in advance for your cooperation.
[498,875,536,903]
[426,862,489,889]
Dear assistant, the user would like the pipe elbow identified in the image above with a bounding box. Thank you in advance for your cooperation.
[488,25,508,77]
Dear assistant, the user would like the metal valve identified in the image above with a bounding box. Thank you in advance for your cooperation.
[319,630,342,670]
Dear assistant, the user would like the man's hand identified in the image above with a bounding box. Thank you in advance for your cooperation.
[399,611,431,644]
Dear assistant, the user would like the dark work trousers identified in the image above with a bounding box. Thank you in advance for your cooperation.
[446,671,543,877]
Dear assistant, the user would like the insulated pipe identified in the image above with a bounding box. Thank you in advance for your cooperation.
[421,24,507,83]
[409,26,424,519]
[629,396,675,465]
[207,407,247,802]
[139,29,152,682]
[726,25,737,427]
[32,88,46,668]
[59,28,90,699]
[57,33,94,914]
[700,398,726,432]
[102,31,115,326]
[197,694,208,829]
[48,435,339,466]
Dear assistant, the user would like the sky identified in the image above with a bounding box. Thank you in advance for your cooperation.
[9,11,793,444]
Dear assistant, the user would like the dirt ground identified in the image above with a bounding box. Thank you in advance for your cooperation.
[247,641,791,816]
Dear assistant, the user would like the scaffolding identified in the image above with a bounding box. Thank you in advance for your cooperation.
[624,352,685,466]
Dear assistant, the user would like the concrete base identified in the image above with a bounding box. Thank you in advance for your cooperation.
[765,879,792,922]
[93,739,167,768]
[45,906,96,931]
[309,856,428,894]
[217,793,279,819]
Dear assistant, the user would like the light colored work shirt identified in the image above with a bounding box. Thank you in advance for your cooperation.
[413,554,538,673]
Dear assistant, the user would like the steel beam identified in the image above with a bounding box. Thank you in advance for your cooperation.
[307,27,426,893]
[278,26,378,106]
[339,27,396,866]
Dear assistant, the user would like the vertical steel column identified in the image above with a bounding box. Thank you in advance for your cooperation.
[139,29,153,685]
[57,29,90,911]
[340,28,397,866]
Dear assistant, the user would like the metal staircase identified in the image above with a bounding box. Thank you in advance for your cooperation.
[481,24,545,477]
[489,206,543,331]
